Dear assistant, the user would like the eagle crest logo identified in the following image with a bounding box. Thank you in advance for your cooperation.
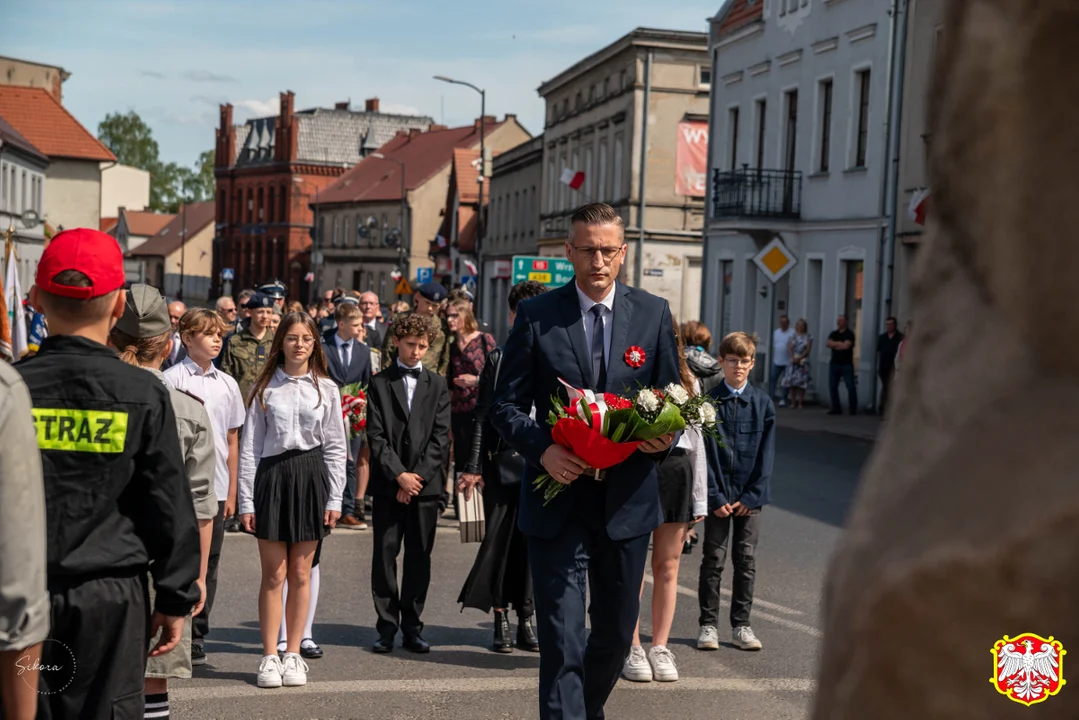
[991,633,1066,706]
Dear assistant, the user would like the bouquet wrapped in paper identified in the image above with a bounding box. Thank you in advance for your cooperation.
[340,381,368,440]
[534,379,720,504]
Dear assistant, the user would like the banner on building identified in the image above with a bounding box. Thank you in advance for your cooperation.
[675,121,709,197]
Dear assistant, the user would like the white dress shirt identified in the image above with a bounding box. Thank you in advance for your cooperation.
[164,357,246,501]
[772,327,795,366]
[575,281,615,368]
[238,369,348,515]
[398,360,422,410]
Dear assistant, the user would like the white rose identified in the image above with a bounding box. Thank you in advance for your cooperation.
[665,383,690,406]
[636,388,660,413]
[701,402,717,426]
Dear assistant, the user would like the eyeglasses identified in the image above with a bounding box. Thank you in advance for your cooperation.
[221,308,236,314]
[446,313,460,319]
[284,335,315,346]
[723,357,753,368]
[571,245,623,262]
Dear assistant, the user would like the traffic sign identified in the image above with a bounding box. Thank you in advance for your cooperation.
[416,267,434,285]
[460,276,475,287]
[221,268,234,280]
[511,256,575,288]
[395,277,413,296]
[752,238,796,283]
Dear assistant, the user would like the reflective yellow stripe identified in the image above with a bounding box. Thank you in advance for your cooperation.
[32,409,129,453]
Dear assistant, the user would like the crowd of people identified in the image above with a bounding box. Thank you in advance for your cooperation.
[0,204,782,720]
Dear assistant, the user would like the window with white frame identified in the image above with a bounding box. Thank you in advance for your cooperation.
[547,155,556,212]
[854,69,871,167]
[584,144,594,199]
[728,107,740,170]
[818,78,833,172]
[699,66,712,88]
[783,89,798,172]
[598,138,608,201]
[612,133,624,200]
[754,98,767,170]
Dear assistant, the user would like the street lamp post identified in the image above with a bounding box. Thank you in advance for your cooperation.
[434,75,486,307]
[179,201,187,301]
[370,152,410,287]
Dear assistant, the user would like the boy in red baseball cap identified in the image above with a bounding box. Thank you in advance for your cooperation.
[17,228,201,720]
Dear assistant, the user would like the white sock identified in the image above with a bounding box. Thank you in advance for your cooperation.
[303,565,320,641]
[278,579,288,644]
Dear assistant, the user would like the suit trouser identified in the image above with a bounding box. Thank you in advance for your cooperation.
[697,510,762,629]
[36,574,149,720]
[878,368,895,415]
[192,500,226,644]
[341,434,364,517]
[371,495,440,639]
[527,494,651,720]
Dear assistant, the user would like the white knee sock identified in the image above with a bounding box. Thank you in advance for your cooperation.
[278,580,288,644]
[304,565,320,640]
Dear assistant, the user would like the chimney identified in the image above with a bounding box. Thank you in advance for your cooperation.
[409,128,423,139]
[429,123,448,131]
[335,101,349,110]
[365,97,380,113]
[504,113,517,122]
[217,103,234,168]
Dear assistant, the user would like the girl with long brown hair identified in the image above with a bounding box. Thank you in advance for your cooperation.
[237,312,347,689]
[623,314,708,684]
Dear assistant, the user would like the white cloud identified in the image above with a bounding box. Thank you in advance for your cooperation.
[235,96,280,118]
[376,102,425,118]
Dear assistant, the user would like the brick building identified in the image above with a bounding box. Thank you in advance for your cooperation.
[212,92,432,300]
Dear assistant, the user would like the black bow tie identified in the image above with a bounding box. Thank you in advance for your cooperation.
[400,366,422,378]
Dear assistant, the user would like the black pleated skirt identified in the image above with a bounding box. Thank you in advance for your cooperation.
[657,448,694,524]
[252,447,329,543]
[458,479,534,617]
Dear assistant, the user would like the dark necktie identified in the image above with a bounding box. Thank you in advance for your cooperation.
[340,340,350,368]
[590,305,607,391]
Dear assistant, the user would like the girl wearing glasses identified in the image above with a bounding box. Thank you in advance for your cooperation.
[238,312,347,690]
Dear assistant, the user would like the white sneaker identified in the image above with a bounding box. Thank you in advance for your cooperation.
[257,654,283,688]
[733,626,763,651]
[648,645,678,682]
[281,652,309,686]
[778,400,788,408]
[621,645,652,682]
[697,625,720,651]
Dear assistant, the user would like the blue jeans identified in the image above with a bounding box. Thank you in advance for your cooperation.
[769,364,789,403]
[828,362,857,414]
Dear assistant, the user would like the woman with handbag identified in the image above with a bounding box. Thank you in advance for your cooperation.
[456,281,548,653]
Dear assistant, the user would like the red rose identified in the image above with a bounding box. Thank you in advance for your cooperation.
[624,346,646,368]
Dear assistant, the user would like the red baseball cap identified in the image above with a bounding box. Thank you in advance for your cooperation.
[36,228,126,299]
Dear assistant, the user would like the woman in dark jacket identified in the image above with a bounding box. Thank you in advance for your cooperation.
[456,281,548,653]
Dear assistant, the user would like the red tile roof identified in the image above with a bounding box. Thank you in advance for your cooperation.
[0,115,47,164]
[100,216,118,232]
[315,120,503,205]
[123,210,175,238]
[0,85,116,162]
[453,148,481,203]
[128,201,214,258]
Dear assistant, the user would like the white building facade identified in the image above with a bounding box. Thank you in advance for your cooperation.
[701,0,894,407]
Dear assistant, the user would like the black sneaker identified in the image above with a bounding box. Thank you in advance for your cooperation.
[224,516,242,533]
[191,644,207,666]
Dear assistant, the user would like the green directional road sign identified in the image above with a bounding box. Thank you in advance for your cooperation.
[512,256,575,288]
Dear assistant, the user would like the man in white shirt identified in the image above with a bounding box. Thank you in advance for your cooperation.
[770,315,795,408]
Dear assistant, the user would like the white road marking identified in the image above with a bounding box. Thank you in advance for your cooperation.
[643,574,822,639]
[170,675,813,701]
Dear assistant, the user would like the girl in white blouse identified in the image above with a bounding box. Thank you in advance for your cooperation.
[238,312,347,690]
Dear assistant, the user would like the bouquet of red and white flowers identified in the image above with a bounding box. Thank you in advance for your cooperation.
[340,382,368,440]
[534,379,721,504]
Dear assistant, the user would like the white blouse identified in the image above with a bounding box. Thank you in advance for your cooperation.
[238,369,348,515]
[679,379,708,518]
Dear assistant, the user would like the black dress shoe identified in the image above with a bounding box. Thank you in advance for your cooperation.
[492,611,512,653]
[191,643,207,666]
[516,615,540,652]
[372,637,394,654]
[300,640,324,659]
[403,634,431,653]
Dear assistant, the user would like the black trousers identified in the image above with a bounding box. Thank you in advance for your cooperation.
[37,574,149,720]
[371,495,440,639]
[527,481,650,720]
[828,362,858,414]
[192,500,226,644]
[878,367,895,415]
[698,509,762,629]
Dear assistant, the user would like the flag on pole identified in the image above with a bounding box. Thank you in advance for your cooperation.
[0,268,11,362]
[4,242,27,360]
[560,167,585,191]
[908,187,930,226]
[462,259,477,276]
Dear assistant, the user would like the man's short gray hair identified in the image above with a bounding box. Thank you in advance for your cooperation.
[215,296,234,310]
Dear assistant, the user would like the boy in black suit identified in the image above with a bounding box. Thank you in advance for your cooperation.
[321,299,373,528]
[366,313,451,654]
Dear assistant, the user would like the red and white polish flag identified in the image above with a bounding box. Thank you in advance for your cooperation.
[560,167,585,191]
[908,187,930,226]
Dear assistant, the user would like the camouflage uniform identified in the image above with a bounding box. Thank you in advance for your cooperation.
[219,327,275,403]
[382,312,451,376]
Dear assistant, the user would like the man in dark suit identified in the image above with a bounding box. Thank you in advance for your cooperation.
[161,300,187,370]
[359,291,388,349]
[366,313,451,654]
[321,298,373,528]
[492,203,681,720]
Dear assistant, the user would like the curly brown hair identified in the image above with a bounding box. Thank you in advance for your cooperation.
[392,312,438,343]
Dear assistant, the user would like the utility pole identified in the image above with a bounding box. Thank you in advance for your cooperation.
[179,201,186,301]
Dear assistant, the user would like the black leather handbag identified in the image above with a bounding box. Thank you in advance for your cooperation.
[485,351,527,487]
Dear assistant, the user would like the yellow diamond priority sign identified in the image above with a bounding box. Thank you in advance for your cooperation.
[753,237,796,283]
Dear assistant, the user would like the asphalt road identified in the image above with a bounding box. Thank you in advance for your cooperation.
[170,429,871,719]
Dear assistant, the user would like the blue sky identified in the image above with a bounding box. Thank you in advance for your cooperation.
[4,0,720,169]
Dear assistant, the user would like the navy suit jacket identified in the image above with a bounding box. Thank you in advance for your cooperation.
[492,280,681,541]
[321,329,373,388]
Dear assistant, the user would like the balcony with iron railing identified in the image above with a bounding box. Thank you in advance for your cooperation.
[712,165,802,220]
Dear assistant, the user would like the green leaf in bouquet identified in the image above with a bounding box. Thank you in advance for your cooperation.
[632,400,687,441]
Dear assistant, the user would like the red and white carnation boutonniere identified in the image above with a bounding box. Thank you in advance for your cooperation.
[624,346,646,368]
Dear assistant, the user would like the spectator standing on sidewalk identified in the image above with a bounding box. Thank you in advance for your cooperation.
[770,315,795,408]
[826,315,858,416]
[876,317,903,416]
[697,331,775,654]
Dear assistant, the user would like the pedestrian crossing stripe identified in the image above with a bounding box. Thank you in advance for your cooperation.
[32,409,128,453]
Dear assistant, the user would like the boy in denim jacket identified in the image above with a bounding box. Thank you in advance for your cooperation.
[696,331,775,652]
